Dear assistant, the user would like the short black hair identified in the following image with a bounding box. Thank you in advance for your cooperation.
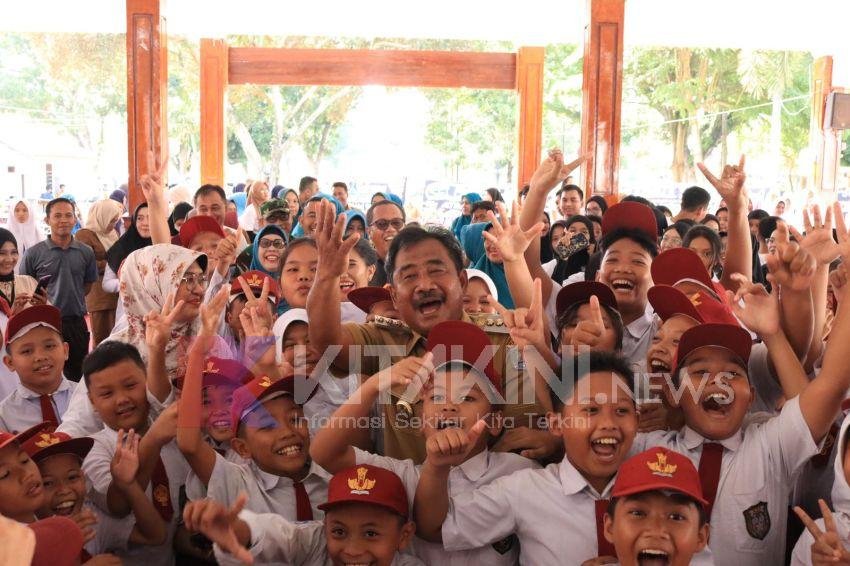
[557,302,624,350]
[194,184,226,204]
[552,350,635,410]
[366,200,406,225]
[608,492,708,527]
[620,195,655,207]
[584,250,603,281]
[332,181,348,193]
[45,197,74,217]
[82,341,145,386]
[681,186,711,212]
[349,236,378,266]
[666,221,691,240]
[471,201,497,215]
[385,226,464,285]
[656,204,672,217]
[748,209,770,222]
[599,227,659,258]
[556,184,584,201]
[484,188,504,203]
[758,216,783,241]
[281,237,317,267]
[700,214,720,227]
[715,206,728,216]
[299,176,318,192]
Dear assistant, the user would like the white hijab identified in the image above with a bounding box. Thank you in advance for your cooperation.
[4,200,43,253]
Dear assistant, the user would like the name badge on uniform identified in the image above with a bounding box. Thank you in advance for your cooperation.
[491,534,517,555]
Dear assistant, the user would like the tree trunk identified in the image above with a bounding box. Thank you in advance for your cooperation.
[672,122,688,183]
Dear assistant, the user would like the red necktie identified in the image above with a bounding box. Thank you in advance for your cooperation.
[698,442,723,520]
[38,394,59,427]
[294,481,313,521]
[594,498,617,558]
[151,456,174,521]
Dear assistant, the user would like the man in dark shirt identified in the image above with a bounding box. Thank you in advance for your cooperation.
[22,198,97,381]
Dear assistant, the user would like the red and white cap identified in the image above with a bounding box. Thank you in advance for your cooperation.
[348,287,393,314]
[555,281,617,317]
[648,285,738,326]
[601,201,658,241]
[20,428,94,464]
[179,215,225,248]
[675,323,752,374]
[318,464,409,518]
[612,446,707,508]
[5,305,62,345]
[651,248,716,296]
[426,320,500,397]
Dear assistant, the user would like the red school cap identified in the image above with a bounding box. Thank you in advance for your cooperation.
[230,270,280,305]
[174,356,255,390]
[0,421,54,451]
[651,248,716,296]
[601,201,658,241]
[675,323,752,375]
[318,464,409,518]
[612,446,708,508]
[30,515,85,566]
[5,304,62,345]
[648,285,738,326]
[426,320,500,397]
[230,374,308,432]
[20,428,94,464]
[555,281,618,317]
[179,215,225,248]
[348,286,393,314]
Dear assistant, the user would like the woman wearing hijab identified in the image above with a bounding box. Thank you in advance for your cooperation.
[104,202,153,300]
[544,215,596,285]
[3,200,44,267]
[239,180,270,232]
[450,192,482,240]
[472,223,515,308]
[247,224,287,279]
[74,199,123,346]
[0,228,41,315]
[343,209,369,240]
[168,202,193,236]
[283,188,301,220]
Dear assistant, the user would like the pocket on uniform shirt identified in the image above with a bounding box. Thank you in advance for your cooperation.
[732,493,774,553]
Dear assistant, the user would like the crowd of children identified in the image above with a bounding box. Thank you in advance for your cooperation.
[3,149,850,566]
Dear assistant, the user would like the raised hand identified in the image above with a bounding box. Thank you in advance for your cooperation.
[789,204,840,266]
[727,273,781,338]
[139,150,168,203]
[765,223,817,292]
[314,200,360,278]
[832,202,850,262]
[425,419,487,468]
[213,231,240,274]
[144,292,186,352]
[697,155,747,208]
[483,201,544,263]
[795,500,850,565]
[569,295,607,351]
[237,275,273,331]
[491,279,549,353]
[528,148,589,194]
[199,284,230,338]
[239,304,276,370]
[110,429,140,488]
[183,493,253,565]
[830,263,849,305]
[371,353,434,397]
[148,401,179,446]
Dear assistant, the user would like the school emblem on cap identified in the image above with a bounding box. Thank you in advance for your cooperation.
[743,501,771,540]
[689,293,702,307]
[245,273,263,287]
[34,433,60,449]
[205,361,220,374]
[647,452,677,477]
[154,484,170,507]
[259,375,272,388]
[347,467,376,494]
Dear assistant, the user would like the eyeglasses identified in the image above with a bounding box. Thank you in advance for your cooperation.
[370,219,405,231]
[259,238,286,249]
[180,273,210,289]
[661,236,682,246]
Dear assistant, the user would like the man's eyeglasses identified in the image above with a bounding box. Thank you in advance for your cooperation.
[259,238,286,249]
[180,273,210,289]
[370,219,405,231]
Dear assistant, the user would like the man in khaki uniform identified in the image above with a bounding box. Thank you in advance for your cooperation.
[307,201,555,463]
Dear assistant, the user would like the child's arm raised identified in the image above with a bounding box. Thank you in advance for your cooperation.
[111,429,168,546]
[414,419,488,542]
[176,287,229,487]
[144,292,185,402]
[310,354,433,473]
[484,202,543,310]
[184,494,253,565]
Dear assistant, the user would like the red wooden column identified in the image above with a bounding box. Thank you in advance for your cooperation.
[200,39,228,187]
[126,0,167,211]
[516,47,545,189]
[811,56,840,193]
[580,0,624,199]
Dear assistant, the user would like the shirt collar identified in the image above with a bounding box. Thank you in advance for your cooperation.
[47,237,80,250]
[557,458,614,499]
[681,425,743,452]
[17,377,73,400]
[251,459,330,490]
[455,448,489,482]
[624,305,654,339]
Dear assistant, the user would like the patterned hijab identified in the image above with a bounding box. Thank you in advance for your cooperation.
[84,199,122,249]
[107,244,207,380]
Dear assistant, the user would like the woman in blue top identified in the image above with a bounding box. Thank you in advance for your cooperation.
[450,192,482,240]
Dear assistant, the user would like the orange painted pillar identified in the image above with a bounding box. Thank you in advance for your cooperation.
[580,0,624,197]
[811,56,840,193]
[200,39,228,188]
[516,47,545,189]
[126,0,167,211]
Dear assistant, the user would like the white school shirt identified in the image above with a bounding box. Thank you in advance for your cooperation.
[441,458,615,565]
[633,396,819,566]
[184,445,249,501]
[202,451,331,520]
[215,510,425,566]
[82,393,189,566]
[354,447,539,566]
[84,502,134,557]
[0,377,75,433]
[790,411,850,565]
[56,377,104,438]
